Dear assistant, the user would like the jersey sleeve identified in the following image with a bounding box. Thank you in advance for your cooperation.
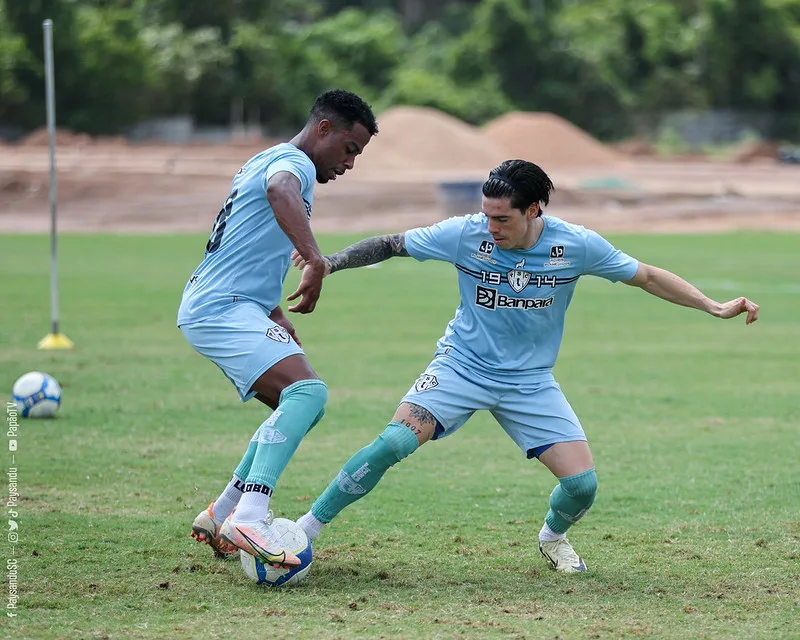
[582,229,639,282]
[404,216,467,263]
[264,149,316,194]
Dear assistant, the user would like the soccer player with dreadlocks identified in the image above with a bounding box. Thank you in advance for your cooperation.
[292,159,759,573]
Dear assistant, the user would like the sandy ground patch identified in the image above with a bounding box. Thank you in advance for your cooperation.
[1,139,798,235]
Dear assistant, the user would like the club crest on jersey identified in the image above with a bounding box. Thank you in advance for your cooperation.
[414,374,439,392]
[266,326,291,343]
[507,258,531,293]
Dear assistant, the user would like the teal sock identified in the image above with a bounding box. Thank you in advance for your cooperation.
[307,406,325,433]
[544,467,598,534]
[311,422,419,523]
[245,379,328,489]
[234,407,324,480]
[233,429,259,481]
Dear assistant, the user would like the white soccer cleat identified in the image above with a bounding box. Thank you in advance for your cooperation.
[219,510,301,569]
[191,502,236,558]
[539,538,587,573]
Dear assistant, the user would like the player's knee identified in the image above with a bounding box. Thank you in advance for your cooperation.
[374,422,419,466]
[281,379,328,411]
[558,467,598,507]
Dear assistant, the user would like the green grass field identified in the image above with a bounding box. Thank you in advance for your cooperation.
[0,232,798,640]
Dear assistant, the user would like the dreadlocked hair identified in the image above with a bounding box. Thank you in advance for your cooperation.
[482,159,555,215]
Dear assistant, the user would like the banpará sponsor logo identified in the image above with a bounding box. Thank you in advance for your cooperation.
[475,285,554,311]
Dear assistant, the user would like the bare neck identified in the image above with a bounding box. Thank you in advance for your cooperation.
[516,216,544,250]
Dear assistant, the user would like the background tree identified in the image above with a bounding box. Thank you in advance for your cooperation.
[0,0,798,140]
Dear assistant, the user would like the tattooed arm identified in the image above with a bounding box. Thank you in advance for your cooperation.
[292,233,409,275]
[327,233,409,274]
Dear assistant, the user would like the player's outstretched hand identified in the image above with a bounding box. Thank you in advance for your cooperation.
[291,249,331,276]
[287,259,326,314]
[717,297,759,324]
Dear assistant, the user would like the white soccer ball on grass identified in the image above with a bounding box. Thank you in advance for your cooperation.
[12,371,62,418]
[240,518,313,587]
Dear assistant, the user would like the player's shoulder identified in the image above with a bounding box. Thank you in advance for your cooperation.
[544,214,585,234]
[241,142,313,173]
[544,215,603,244]
[540,215,602,266]
[412,213,482,235]
[453,212,489,235]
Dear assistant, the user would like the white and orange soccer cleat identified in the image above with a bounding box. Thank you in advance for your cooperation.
[219,510,301,569]
[191,502,236,558]
[539,538,588,573]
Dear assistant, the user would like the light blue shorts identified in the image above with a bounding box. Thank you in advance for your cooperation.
[179,301,304,402]
[400,356,586,458]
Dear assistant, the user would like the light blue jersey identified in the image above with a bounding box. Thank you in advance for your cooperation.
[405,214,639,381]
[178,143,316,325]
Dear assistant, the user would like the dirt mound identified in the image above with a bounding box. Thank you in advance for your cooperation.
[360,106,506,174]
[92,135,130,148]
[483,112,622,167]
[21,127,92,147]
[731,141,779,164]
[615,137,656,157]
[0,171,43,195]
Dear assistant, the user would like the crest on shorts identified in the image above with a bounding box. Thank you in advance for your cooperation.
[507,259,531,293]
[266,326,291,344]
[414,374,439,392]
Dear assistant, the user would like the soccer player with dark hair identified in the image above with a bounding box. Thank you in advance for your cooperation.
[293,159,759,573]
[179,90,377,568]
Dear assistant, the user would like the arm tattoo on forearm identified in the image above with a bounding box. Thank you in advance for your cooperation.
[327,233,408,274]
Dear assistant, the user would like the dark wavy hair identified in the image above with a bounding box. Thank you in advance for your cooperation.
[309,90,378,136]
[482,159,554,216]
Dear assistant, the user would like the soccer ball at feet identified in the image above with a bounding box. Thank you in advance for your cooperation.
[240,518,312,587]
[12,372,62,418]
